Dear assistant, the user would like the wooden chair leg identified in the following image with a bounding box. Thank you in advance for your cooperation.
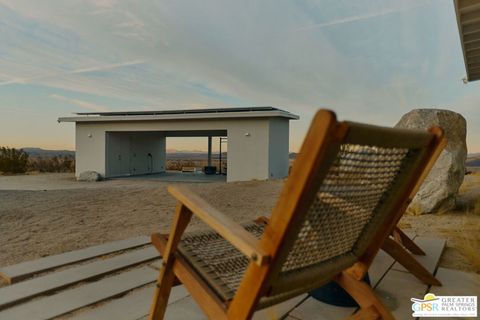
[392,227,425,255]
[335,271,394,320]
[149,204,193,320]
[151,233,182,286]
[149,263,177,320]
[382,237,441,286]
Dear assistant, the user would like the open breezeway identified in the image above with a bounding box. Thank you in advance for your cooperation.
[104,130,227,178]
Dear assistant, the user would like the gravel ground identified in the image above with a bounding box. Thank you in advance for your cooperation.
[0,174,283,267]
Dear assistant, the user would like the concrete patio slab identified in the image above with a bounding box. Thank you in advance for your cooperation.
[428,267,480,296]
[369,249,396,285]
[391,236,446,275]
[0,247,158,309]
[288,245,398,320]
[163,296,205,320]
[0,236,150,284]
[71,283,189,320]
[0,234,453,320]
[289,233,436,320]
[418,267,480,320]
[113,171,226,183]
[0,266,156,320]
[288,296,354,320]
[253,294,307,320]
[375,269,428,319]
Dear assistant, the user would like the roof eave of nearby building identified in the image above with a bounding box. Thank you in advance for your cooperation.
[454,0,480,82]
[58,110,300,123]
[454,0,471,80]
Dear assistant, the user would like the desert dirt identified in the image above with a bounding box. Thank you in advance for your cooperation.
[0,173,283,268]
[0,172,479,280]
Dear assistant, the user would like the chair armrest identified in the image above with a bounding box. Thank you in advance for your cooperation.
[168,185,271,266]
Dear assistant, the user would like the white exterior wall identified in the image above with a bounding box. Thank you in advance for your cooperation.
[75,118,282,182]
[226,119,269,181]
[76,122,104,177]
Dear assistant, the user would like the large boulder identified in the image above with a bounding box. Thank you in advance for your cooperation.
[395,109,467,214]
[77,171,103,182]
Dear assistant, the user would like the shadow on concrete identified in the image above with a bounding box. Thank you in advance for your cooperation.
[110,170,226,183]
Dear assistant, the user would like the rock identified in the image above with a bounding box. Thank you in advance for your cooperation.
[77,171,103,182]
[395,109,467,214]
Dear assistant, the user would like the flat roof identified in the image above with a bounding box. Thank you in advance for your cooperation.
[58,106,299,122]
[455,0,480,82]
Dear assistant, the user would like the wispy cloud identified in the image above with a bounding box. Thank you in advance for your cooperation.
[293,2,429,32]
[50,94,110,112]
[0,60,145,86]
[1,0,478,151]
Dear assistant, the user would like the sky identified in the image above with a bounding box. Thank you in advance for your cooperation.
[0,0,479,152]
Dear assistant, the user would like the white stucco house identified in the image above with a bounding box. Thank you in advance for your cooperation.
[58,107,299,182]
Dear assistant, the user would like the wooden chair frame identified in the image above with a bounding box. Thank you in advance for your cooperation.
[149,110,445,320]
[381,227,442,286]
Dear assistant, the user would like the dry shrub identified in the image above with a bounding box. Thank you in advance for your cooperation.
[165,159,226,171]
[0,147,29,174]
[28,156,75,173]
[165,160,196,171]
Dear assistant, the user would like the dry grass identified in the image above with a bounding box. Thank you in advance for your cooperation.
[457,189,480,272]
[432,214,480,274]
[405,202,423,216]
[457,172,480,215]
[399,172,480,273]
[457,232,480,273]
[459,171,480,193]
[471,197,480,215]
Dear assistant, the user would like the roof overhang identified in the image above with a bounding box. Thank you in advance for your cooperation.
[454,0,480,82]
[58,107,299,123]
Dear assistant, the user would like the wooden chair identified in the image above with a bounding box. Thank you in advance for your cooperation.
[149,109,445,320]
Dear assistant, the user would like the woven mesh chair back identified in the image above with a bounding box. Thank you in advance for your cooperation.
[281,144,411,271]
[267,119,437,295]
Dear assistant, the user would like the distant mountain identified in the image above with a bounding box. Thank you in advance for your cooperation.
[21,148,75,158]
[467,159,480,167]
[167,152,227,160]
[166,149,205,153]
[467,153,480,167]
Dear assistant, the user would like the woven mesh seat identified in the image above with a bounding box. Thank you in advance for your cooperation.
[178,223,265,301]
